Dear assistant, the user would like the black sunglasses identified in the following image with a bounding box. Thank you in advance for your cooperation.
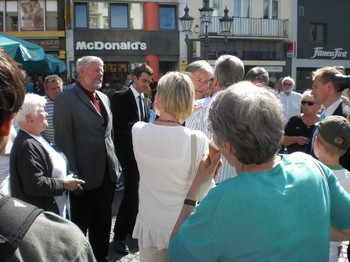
[301,101,315,106]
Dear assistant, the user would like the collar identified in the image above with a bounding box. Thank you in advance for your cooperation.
[324,97,342,117]
[130,85,144,99]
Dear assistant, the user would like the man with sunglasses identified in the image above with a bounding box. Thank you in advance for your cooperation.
[277,76,302,123]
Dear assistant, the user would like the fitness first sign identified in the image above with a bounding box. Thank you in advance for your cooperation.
[76,41,147,51]
[310,47,348,59]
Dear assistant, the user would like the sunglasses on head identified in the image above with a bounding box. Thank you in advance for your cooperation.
[301,101,315,106]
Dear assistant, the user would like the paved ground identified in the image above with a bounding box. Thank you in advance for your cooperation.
[108,189,140,262]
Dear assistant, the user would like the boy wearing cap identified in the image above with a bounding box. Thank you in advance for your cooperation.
[314,115,350,262]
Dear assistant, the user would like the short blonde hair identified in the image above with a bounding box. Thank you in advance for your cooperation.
[16,94,46,126]
[157,71,195,119]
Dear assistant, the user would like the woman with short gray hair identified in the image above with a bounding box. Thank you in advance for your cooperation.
[169,81,350,261]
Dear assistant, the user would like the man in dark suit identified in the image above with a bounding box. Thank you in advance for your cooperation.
[311,66,350,170]
[111,63,153,254]
[54,56,120,262]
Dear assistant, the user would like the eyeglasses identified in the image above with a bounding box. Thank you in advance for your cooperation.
[283,83,293,86]
[301,101,315,106]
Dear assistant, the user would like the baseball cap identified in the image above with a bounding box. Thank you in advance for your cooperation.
[317,115,350,150]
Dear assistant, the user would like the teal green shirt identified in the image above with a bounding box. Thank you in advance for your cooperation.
[169,153,350,261]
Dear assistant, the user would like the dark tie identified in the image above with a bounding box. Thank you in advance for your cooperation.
[90,92,100,113]
[138,95,144,121]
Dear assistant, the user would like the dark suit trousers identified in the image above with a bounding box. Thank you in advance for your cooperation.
[113,140,139,240]
[70,166,116,261]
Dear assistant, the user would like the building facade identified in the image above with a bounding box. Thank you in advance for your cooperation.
[0,0,66,72]
[289,0,350,92]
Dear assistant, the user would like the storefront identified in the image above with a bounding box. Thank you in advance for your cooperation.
[73,30,179,88]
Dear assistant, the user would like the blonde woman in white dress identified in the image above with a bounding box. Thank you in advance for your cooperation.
[132,71,214,262]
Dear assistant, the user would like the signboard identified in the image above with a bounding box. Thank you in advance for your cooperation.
[180,59,187,72]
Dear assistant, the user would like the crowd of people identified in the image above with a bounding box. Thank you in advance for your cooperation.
[1,45,350,262]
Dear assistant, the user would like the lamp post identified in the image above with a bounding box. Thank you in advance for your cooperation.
[179,5,194,45]
[219,6,233,44]
[180,1,239,61]
[198,0,214,48]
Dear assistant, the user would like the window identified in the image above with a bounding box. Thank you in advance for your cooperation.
[159,6,176,30]
[234,0,250,18]
[46,0,58,30]
[309,23,326,44]
[75,3,87,28]
[110,4,128,29]
[130,3,143,29]
[263,0,279,19]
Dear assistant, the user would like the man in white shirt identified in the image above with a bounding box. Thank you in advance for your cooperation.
[186,55,244,183]
[185,60,213,100]
[277,76,302,123]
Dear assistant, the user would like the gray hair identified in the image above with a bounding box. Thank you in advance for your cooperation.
[16,94,46,126]
[282,76,295,86]
[208,81,285,165]
[185,60,214,78]
[76,56,104,78]
[214,55,245,88]
[44,74,63,90]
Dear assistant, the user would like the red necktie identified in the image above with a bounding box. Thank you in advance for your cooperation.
[90,92,100,113]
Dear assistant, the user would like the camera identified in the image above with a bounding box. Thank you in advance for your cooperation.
[335,73,350,92]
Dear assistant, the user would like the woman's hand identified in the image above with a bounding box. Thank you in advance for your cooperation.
[186,152,222,200]
[64,174,85,191]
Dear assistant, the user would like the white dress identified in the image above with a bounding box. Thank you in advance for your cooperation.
[132,122,211,250]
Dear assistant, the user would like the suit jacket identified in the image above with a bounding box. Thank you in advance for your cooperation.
[10,130,65,214]
[54,83,119,190]
[111,87,151,163]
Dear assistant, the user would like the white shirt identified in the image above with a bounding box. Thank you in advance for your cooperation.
[323,98,343,117]
[186,90,237,183]
[31,134,69,217]
[130,85,144,121]
[278,91,302,123]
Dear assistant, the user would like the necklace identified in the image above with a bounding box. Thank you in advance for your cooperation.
[156,118,181,125]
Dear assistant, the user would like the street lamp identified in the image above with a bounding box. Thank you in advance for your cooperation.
[199,0,214,47]
[219,6,233,43]
[179,5,194,45]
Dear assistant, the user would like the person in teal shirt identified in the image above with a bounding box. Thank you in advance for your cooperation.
[168,82,350,261]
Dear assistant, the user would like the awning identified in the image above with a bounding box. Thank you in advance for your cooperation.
[0,32,45,62]
[22,55,67,75]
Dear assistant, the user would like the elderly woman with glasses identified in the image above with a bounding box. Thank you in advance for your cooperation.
[10,94,84,217]
[283,90,322,154]
[168,81,350,261]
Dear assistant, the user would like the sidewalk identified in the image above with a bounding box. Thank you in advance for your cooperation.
[108,189,140,262]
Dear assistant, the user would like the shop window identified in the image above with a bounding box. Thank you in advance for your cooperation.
[110,4,128,29]
[309,23,326,44]
[159,5,176,30]
[75,3,88,28]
